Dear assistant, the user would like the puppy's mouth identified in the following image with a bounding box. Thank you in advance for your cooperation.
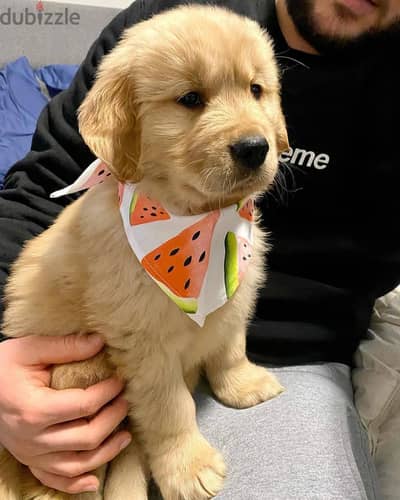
[200,166,270,201]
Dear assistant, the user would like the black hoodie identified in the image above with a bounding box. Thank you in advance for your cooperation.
[1,0,399,366]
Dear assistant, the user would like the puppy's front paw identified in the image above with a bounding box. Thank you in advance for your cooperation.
[152,434,226,500]
[212,362,284,409]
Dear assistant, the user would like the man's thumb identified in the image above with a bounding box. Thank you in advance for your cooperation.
[15,334,104,366]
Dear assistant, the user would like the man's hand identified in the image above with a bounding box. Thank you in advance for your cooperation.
[0,334,132,494]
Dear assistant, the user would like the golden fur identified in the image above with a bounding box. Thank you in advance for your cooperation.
[0,6,288,500]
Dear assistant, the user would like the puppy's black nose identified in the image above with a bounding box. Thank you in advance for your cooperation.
[230,136,269,170]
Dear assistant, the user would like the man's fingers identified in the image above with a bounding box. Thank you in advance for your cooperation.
[14,334,104,366]
[41,376,125,425]
[37,396,129,452]
[30,432,132,479]
[30,466,99,495]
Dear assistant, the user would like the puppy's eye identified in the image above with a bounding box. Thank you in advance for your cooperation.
[251,84,263,100]
[177,92,204,109]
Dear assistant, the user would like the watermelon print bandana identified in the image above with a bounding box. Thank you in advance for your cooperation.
[51,159,255,327]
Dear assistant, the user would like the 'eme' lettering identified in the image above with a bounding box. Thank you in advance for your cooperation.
[280,147,330,170]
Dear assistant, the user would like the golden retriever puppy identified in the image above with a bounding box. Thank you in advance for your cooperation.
[0,5,288,500]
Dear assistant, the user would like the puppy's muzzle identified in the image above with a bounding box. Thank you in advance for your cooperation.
[230,136,269,170]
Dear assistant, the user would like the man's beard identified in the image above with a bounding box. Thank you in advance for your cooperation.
[285,0,400,57]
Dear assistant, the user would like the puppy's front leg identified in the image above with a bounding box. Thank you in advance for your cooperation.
[103,441,149,500]
[205,327,284,409]
[126,357,225,500]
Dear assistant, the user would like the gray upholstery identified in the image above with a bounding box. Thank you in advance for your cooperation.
[0,1,122,67]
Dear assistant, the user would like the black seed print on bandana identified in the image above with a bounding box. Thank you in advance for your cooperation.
[192,231,201,241]
[170,248,180,256]
[184,256,192,267]
[98,170,105,176]
[154,254,161,261]
[199,251,206,263]
[168,266,174,273]
[184,279,191,290]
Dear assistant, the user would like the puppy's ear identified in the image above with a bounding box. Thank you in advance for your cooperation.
[276,109,289,154]
[78,54,142,183]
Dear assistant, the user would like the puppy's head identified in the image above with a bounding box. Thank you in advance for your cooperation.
[79,6,288,214]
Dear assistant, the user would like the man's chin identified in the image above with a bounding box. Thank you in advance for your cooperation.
[285,0,400,57]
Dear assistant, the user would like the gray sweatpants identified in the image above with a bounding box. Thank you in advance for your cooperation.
[150,363,381,500]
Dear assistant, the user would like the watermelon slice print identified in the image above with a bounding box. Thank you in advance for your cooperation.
[130,192,171,226]
[142,211,220,313]
[237,198,255,222]
[50,159,112,199]
[224,232,253,298]
[81,161,111,190]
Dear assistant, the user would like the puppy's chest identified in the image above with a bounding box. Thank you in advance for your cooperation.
[86,249,254,349]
